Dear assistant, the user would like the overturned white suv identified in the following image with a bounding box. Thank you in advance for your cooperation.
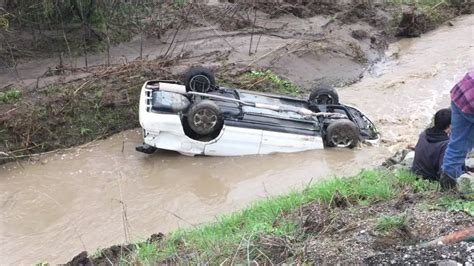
[136,67,379,156]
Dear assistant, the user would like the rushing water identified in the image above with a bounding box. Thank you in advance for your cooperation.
[0,15,473,265]
[340,15,474,152]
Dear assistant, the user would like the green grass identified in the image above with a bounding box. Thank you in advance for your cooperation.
[437,196,474,216]
[0,88,21,103]
[142,170,435,263]
[135,242,159,263]
[174,0,188,8]
[376,214,408,232]
[393,170,437,192]
[91,248,103,259]
[245,70,301,95]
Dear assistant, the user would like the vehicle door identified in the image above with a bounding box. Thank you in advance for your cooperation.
[260,130,323,154]
[204,126,263,156]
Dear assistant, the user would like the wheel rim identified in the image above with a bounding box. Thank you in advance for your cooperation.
[189,75,211,92]
[193,109,217,132]
[315,94,334,104]
[330,134,353,147]
[330,126,354,147]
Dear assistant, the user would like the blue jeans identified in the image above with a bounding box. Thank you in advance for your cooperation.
[442,102,474,179]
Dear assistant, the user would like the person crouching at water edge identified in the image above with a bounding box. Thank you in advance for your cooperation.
[440,71,474,192]
[411,108,452,181]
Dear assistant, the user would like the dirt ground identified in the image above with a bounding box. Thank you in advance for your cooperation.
[291,194,473,264]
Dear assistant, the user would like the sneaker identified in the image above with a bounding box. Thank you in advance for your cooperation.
[439,172,457,191]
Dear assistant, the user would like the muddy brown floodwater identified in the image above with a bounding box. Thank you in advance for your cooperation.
[0,130,387,264]
[1,15,473,265]
[339,15,473,152]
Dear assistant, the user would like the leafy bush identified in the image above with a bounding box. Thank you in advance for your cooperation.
[0,89,21,103]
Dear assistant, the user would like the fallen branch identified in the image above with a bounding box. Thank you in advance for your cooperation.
[420,226,474,247]
[0,136,102,160]
[430,0,446,10]
[245,76,269,90]
[1,107,18,116]
[248,7,257,56]
[246,43,287,67]
[197,4,238,52]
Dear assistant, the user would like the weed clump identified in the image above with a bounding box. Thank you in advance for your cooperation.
[0,88,21,103]
[376,214,408,232]
[437,196,474,216]
[243,70,301,95]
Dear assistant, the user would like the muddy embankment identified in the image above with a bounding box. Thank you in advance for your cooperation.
[66,175,474,265]
[0,0,473,265]
[1,0,470,161]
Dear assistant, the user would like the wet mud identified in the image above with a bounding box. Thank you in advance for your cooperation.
[0,2,388,88]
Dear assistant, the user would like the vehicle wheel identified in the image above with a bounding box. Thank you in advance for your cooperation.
[326,119,359,148]
[309,86,339,105]
[187,100,223,135]
[184,66,216,92]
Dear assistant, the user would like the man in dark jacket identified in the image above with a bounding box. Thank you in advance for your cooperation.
[411,108,451,181]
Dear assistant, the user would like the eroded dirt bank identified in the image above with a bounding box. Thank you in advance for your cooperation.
[3,0,469,161]
[1,1,390,160]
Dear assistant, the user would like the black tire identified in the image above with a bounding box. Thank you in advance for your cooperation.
[326,119,359,148]
[309,86,339,105]
[184,67,216,92]
[187,100,223,135]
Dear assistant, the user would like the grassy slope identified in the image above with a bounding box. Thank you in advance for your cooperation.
[98,170,472,265]
[0,60,173,162]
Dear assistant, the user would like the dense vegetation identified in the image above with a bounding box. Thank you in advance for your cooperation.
[0,0,172,63]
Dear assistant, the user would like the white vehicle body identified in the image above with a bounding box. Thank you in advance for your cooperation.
[139,82,324,156]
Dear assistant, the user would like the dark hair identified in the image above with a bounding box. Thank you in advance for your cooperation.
[433,108,451,130]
